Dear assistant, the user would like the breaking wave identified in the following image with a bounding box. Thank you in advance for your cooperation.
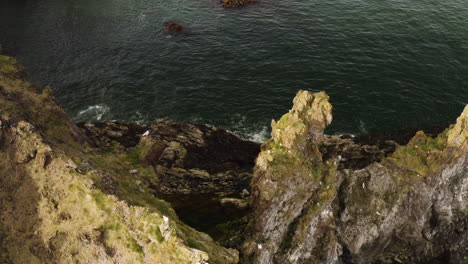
[75,104,111,122]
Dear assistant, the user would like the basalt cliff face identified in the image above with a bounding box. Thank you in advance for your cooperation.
[0,55,466,264]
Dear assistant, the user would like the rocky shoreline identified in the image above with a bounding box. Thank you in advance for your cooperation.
[1,55,466,264]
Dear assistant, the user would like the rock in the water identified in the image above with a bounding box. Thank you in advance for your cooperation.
[221,0,257,8]
[242,90,467,264]
[163,22,185,33]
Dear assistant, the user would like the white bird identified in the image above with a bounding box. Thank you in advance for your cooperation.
[163,215,169,223]
[142,130,150,137]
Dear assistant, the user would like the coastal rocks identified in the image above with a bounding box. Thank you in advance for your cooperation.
[135,119,260,233]
[221,0,257,8]
[2,54,467,264]
[79,121,149,149]
[242,90,467,264]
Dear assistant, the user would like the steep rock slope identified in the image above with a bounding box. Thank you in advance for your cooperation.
[242,91,467,264]
[0,55,238,264]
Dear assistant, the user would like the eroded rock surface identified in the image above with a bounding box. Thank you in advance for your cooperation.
[242,90,467,264]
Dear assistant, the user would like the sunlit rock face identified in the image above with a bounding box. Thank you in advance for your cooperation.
[243,90,467,264]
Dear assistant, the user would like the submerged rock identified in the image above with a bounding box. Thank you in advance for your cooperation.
[221,0,257,8]
[242,90,467,264]
[163,22,186,33]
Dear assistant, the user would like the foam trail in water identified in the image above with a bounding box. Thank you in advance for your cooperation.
[76,104,111,122]
[359,120,368,134]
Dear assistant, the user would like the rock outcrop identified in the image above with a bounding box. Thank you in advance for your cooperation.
[242,90,467,264]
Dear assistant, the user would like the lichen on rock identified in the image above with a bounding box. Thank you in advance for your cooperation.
[243,90,467,264]
[243,90,339,263]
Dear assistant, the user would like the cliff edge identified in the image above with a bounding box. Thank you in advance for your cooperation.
[242,91,467,264]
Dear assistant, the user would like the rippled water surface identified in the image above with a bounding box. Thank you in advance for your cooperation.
[1,0,467,141]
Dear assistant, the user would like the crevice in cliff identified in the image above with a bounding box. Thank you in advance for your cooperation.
[275,186,321,261]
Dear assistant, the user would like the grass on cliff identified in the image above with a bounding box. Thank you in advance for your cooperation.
[85,142,178,219]
[388,129,449,178]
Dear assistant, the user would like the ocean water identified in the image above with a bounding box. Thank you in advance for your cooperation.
[1,0,467,142]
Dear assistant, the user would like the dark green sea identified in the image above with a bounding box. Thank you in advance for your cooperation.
[1,0,467,141]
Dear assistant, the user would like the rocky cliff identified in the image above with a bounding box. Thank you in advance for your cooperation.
[242,91,467,264]
[0,55,240,264]
[0,55,466,264]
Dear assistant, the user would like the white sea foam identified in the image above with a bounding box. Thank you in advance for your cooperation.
[225,114,270,143]
[76,104,111,122]
[243,126,269,143]
[359,120,368,134]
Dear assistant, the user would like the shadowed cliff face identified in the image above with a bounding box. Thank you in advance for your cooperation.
[242,90,467,264]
